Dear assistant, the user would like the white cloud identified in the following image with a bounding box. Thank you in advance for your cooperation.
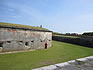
[8,8,15,11]
[12,16,16,17]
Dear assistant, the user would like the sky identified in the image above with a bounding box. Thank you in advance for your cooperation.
[0,0,93,34]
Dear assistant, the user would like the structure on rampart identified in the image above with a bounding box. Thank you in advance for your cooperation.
[0,23,52,52]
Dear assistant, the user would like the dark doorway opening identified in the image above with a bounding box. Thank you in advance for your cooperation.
[0,43,3,47]
[45,43,47,49]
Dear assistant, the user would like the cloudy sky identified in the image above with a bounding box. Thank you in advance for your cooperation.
[0,0,93,33]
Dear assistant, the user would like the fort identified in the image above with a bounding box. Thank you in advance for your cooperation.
[0,23,52,52]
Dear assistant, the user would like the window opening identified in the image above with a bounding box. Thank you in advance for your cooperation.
[7,41,11,44]
[19,41,23,44]
[31,41,34,43]
[0,43,3,47]
[41,40,43,42]
[25,42,29,46]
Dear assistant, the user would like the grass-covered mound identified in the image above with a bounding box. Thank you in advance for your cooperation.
[53,34,80,38]
[0,41,93,70]
[0,22,49,31]
[53,32,80,38]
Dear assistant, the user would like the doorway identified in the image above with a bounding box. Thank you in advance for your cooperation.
[45,43,47,49]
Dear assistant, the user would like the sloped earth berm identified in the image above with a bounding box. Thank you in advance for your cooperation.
[32,56,93,70]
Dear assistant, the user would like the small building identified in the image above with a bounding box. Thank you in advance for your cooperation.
[0,23,52,52]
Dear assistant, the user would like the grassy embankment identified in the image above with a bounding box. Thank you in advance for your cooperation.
[53,32,80,38]
[0,41,93,70]
[0,22,49,31]
[53,34,80,38]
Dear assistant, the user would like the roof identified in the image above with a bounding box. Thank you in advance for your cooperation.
[0,22,52,32]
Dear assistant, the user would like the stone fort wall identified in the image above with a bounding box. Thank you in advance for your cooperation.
[53,36,93,48]
[0,27,52,52]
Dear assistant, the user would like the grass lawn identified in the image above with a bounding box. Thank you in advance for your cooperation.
[0,41,93,70]
[53,35,80,38]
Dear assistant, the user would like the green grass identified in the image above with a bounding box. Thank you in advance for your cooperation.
[53,32,63,35]
[0,41,93,70]
[53,34,80,38]
[0,22,49,31]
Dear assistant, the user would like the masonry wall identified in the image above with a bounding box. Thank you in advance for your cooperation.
[52,36,93,48]
[0,28,52,52]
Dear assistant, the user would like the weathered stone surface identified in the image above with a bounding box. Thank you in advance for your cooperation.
[55,65,80,70]
[32,56,93,70]
[33,65,57,70]
[52,35,93,48]
[0,27,52,52]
